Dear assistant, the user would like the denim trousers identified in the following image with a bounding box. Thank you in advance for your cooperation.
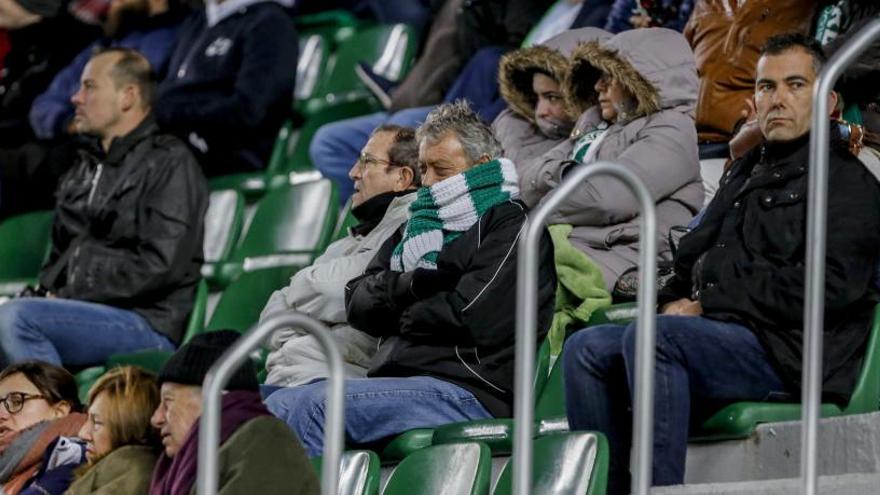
[309,106,433,203]
[264,375,492,457]
[563,315,786,494]
[0,297,175,366]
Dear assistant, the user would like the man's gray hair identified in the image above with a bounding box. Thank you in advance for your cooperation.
[416,100,502,163]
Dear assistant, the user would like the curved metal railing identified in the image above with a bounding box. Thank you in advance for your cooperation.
[512,161,658,495]
[802,18,880,495]
[196,312,345,495]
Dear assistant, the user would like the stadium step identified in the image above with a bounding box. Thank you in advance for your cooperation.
[684,411,880,485]
[655,472,880,495]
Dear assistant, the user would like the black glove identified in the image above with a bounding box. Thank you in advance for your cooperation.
[16,285,48,298]
[409,267,460,299]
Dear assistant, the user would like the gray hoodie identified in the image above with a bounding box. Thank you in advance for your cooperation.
[519,27,703,290]
[492,28,612,170]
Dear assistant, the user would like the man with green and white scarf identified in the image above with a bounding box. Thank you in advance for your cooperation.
[265,101,558,457]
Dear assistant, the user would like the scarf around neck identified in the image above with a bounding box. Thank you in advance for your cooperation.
[149,391,269,495]
[390,158,519,272]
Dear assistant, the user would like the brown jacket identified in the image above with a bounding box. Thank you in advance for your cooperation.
[684,0,817,143]
[65,445,156,495]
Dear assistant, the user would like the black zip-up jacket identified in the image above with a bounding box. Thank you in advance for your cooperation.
[155,1,297,176]
[658,133,880,404]
[345,200,557,417]
[39,115,208,344]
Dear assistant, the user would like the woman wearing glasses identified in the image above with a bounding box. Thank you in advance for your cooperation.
[66,366,160,495]
[0,360,85,494]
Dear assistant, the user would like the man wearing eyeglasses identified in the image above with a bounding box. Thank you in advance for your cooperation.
[258,124,421,389]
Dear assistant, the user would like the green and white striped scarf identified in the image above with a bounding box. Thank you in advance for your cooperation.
[390,158,520,272]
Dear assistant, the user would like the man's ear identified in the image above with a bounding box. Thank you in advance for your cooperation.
[827,90,840,116]
[395,166,415,191]
[120,84,137,112]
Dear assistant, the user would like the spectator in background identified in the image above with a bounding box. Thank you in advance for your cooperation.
[563,34,880,494]
[0,49,208,368]
[518,28,703,291]
[30,0,185,141]
[317,0,552,203]
[0,0,99,147]
[261,125,420,388]
[0,0,186,219]
[0,361,85,494]
[266,101,557,457]
[155,0,297,176]
[684,0,818,155]
[150,331,319,495]
[66,366,160,495]
[605,0,693,33]
[494,27,611,171]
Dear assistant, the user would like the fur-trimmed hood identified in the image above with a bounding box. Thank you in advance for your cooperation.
[564,27,697,120]
[498,27,611,123]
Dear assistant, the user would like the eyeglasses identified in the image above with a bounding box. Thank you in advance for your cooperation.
[356,153,395,170]
[0,392,46,415]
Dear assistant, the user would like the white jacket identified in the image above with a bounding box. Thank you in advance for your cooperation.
[261,193,416,386]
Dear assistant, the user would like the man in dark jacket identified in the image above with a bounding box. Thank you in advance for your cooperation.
[154,0,297,176]
[265,101,557,457]
[0,48,208,367]
[562,34,880,494]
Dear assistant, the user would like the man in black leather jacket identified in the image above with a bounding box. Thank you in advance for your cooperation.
[0,48,208,367]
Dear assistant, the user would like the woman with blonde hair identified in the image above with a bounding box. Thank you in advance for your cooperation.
[66,366,160,495]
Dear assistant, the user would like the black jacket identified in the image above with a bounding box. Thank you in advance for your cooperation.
[155,1,297,176]
[345,200,557,417]
[39,116,208,344]
[659,134,880,403]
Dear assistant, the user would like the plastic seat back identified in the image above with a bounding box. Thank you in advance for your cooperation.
[0,210,54,294]
[305,23,417,113]
[223,179,337,281]
[206,266,301,332]
[312,450,380,495]
[296,33,329,102]
[202,189,245,278]
[492,432,609,495]
[383,442,491,495]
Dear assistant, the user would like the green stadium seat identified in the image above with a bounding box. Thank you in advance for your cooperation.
[201,190,245,280]
[691,303,880,441]
[492,432,609,495]
[210,179,338,288]
[331,198,357,243]
[295,33,331,103]
[311,450,380,495]
[0,210,53,296]
[294,10,363,47]
[302,23,418,117]
[382,442,491,495]
[74,365,107,404]
[206,266,301,332]
[382,340,555,460]
[547,301,880,442]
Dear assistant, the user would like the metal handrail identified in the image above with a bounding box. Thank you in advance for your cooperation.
[513,161,657,495]
[196,312,346,495]
[802,18,880,495]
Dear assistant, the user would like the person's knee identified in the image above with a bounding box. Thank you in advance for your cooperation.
[265,383,324,423]
[564,325,626,376]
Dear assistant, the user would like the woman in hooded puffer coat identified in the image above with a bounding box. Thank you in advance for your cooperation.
[518,27,703,291]
[492,27,611,169]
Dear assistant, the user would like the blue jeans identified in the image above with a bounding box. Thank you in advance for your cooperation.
[563,316,786,494]
[309,106,433,203]
[0,297,175,366]
[265,375,493,457]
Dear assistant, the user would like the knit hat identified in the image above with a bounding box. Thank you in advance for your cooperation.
[158,330,259,391]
